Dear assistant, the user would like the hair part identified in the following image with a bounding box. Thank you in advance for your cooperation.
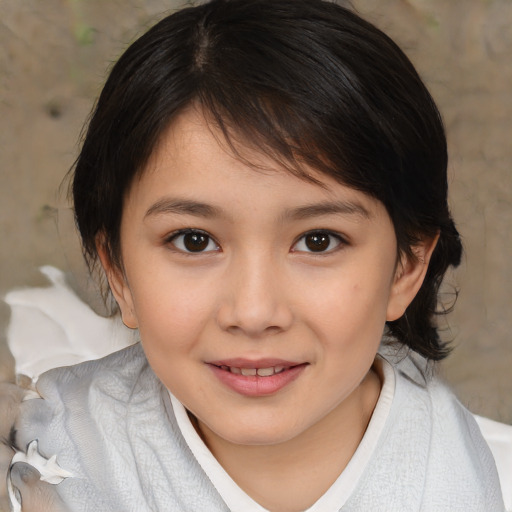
[72,0,462,360]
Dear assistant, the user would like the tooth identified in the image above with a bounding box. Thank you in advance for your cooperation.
[240,368,257,376]
[230,367,242,374]
[220,365,229,371]
[257,367,274,377]
[274,366,285,374]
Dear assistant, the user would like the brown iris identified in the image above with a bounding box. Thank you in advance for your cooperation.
[183,232,210,252]
[304,232,331,252]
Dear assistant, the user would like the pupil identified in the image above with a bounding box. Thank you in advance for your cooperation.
[305,233,330,252]
[184,232,209,252]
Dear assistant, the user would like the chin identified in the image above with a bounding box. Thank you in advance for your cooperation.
[208,419,304,447]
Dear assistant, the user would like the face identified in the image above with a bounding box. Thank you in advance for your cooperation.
[105,107,429,449]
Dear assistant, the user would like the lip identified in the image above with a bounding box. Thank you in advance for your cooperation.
[208,358,301,369]
[207,358,308,397]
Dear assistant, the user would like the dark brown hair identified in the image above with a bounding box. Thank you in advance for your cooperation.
[72,0,462,360]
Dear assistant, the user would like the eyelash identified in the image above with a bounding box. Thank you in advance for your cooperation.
[165,229,220,254]
[291,230,347,254]
[164,229,347,255]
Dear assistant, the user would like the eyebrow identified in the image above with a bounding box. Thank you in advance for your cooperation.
[144,197,371,221]
[283,200,371,221]
[145,198,223,219]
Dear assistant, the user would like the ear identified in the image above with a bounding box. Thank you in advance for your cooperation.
[96,239,138,329]
[386,234,439,321]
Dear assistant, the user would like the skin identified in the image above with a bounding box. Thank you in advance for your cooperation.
[9,463,69,512]
[101,106,436,512]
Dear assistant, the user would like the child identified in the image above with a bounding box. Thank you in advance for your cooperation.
[5,0,506,510]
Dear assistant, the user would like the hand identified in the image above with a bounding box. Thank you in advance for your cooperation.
[9,462,69,512]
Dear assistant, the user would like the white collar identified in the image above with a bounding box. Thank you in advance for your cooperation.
[169,355,395,512]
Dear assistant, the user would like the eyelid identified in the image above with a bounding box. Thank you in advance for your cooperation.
[291,230,348,254]
[165,228,220,253]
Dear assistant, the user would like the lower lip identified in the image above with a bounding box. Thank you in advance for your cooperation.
[209,364,307,397]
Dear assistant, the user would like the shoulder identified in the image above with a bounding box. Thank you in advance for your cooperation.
[419,370,504,509]
[38,342,149,399]
[391,348,504,510]
[10,344,167,510]
[15,343,154,449]
[345,345,505,511]
[10,344,228,511]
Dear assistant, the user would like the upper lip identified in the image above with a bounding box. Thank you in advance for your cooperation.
[207,358,303,369]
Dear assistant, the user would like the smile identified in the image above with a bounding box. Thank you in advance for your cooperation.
[208,360,307,396]
[216,365,287,377]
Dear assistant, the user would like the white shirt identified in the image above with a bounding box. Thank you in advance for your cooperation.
[170,355,395,512]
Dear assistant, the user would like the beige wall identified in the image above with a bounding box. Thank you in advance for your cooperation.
[1,0,511,421]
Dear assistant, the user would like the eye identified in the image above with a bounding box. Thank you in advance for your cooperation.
[292,231,344,253]
[168,230,219,253]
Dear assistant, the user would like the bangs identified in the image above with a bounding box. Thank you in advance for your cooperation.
[196,91,328,186]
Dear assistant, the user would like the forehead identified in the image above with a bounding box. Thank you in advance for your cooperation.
[129,106,387,222]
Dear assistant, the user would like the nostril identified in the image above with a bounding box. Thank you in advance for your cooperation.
[223,323,285,338]
[263,325,283,335]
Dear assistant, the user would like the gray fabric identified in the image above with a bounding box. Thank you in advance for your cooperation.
[12,343,505,512]
[343,350,505,511]
[15,344,229,512]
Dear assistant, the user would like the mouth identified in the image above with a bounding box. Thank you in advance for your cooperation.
[207,359,308,396]
[214,364,289,377]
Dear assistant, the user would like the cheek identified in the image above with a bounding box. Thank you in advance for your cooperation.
[131,279,216,393]
[129,272,218,351]
[298,268,393,334]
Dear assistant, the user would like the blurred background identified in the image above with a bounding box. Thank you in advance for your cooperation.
[0,0,511,422]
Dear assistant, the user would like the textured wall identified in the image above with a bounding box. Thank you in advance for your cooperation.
[1,0,511,421]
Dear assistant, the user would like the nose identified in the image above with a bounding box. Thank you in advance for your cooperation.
[216,254,294,338]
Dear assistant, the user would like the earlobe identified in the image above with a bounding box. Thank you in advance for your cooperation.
[386,234,439,322]
[96,239,138,329]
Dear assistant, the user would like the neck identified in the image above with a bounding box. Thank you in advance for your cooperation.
[197,367,381,512]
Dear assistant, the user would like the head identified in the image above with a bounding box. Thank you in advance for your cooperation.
[73,0,462,364]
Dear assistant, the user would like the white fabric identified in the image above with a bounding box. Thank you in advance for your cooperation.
[475,415,512,511]
[170,356,395,512]
[4,266,135,379]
